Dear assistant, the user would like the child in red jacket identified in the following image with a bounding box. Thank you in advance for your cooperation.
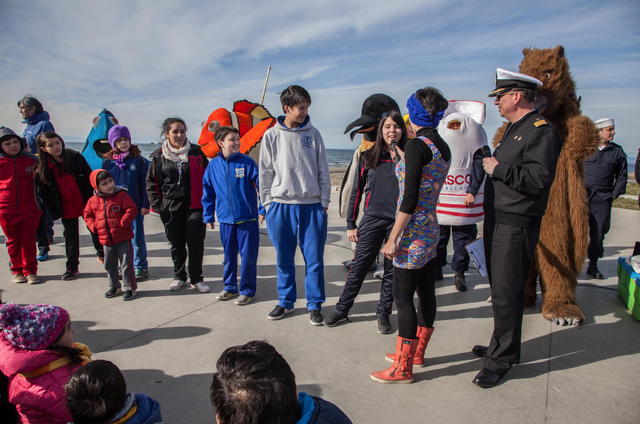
[0,127,42,284]
[84,169,138,301]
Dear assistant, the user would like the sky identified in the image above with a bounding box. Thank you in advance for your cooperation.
[1,0,639,156]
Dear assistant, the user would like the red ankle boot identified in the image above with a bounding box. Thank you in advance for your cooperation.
[371,336,418,384]
[385,327,433,367]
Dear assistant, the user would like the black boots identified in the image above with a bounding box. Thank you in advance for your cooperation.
[455,272,467,291]
[587,259,603,279]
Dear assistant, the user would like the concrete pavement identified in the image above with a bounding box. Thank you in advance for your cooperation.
[1,193,639,423]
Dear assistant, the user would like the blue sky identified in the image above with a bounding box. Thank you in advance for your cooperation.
[1,0,638,155]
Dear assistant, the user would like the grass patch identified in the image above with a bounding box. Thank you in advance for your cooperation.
[613,196,639,210]
[626,180,640,197]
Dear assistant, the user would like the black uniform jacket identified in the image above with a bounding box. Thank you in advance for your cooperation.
[346,151,399,230]
[484,111,561,229]
[584,142,627,202]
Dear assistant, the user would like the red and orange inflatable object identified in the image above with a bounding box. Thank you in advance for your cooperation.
[197,100,276,161]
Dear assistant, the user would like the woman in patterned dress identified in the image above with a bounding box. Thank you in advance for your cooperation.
[371,88,451,384]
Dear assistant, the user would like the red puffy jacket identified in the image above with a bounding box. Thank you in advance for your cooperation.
[83,170,137,246]
[0,336,82,424]
[0,149,40,215]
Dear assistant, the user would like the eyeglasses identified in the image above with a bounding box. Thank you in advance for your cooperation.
[496,91,520,100]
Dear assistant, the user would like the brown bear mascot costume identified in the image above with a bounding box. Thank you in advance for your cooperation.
[492,46,600,326]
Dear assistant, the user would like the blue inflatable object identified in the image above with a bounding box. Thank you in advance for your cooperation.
[81,109,118,170]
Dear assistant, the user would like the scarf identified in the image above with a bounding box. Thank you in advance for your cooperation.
[406,93,445,128]
[108,392,137,424]
[112,151,130,170]
[20,342,93,378]
[162,139,190,164]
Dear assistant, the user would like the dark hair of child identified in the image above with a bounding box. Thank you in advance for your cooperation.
[95,171,112,187]
[64,360,127,424]
[365,111,408,170]
[33,131,72,185]
[210,340,299,424]
[46,329,83,367]
[214,126,240,146]
[160,117,188,138]
[414,87,449,117]
[103,144,142,159]
[0,135,23,154]
[280,85,312,113]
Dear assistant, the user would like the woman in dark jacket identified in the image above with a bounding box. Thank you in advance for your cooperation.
[34,132,103,280]
[146,117,209,293]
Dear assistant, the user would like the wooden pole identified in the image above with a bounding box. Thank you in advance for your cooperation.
[260,66,271,105]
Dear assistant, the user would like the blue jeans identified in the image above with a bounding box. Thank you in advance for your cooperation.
[131,213,148,270]
[266,202,327,310]
[219,220,259,297]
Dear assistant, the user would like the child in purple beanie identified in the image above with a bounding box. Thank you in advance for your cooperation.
[0,303,92,424]
[102,125,151,282]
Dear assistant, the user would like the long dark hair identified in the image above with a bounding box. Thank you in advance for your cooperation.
[364,111,407,170]
[103,144,142,159]
[46,327,84,367]
[33,131,73,185]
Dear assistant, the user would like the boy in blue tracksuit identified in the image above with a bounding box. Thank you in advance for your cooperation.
[202,126,265,305]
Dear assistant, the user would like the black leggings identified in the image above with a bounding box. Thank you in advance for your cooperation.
[393,259,437,339]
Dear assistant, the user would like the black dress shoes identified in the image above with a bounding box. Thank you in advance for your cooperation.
[472,345,488,358]
[586,264,604,279]
[473,368,501,388]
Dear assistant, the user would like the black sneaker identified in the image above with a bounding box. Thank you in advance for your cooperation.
[455,272,467,291]
[267,305,294,320]
[322,311,348,327]
[104,287,121,298]
[309,310,323,326]
[377,315,391,334]
[435,266,444,281]
[122,290,136,301]
[61,269,79,280]
[135,268,149,282]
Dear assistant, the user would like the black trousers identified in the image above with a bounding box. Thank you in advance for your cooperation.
[483,220,539,375]
[335,215,394,318]
[436,224,478,273]
[36,205,50,254]
[61,217,103,271]
[394,259,437,339]
[587,195,613,260]
[160,209,206,283]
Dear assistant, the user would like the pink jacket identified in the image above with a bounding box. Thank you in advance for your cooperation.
[0,335,83,424]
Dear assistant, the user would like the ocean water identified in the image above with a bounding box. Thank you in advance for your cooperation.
[66,142,355,169]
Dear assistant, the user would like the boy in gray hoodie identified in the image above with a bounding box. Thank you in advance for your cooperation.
[259,85,331,325]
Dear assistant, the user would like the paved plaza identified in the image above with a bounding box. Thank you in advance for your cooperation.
[1,192,639,423]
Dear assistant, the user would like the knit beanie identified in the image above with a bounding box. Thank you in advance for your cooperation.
[108,125,132,149]
[0,303,69,350]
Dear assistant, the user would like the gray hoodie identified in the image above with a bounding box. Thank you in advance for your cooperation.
[259,116,331,209]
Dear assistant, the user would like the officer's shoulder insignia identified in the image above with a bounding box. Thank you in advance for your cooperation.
[534,119,547,127]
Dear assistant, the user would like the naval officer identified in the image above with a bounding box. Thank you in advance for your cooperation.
[472,68,561,388]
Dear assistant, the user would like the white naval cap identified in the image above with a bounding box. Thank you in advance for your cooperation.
[489,68,543,97]
[595,118,614,129]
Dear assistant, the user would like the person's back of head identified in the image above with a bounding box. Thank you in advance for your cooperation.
[414,87,448,118]
[210,340,299,424]
[65,360,127,424]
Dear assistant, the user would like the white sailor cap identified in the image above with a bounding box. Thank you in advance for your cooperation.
[595,118,614,129]
[489,68,543,97]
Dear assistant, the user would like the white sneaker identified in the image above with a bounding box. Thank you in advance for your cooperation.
[373,265,384,280]
[192,282,211,293]
[169,280,187,291]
